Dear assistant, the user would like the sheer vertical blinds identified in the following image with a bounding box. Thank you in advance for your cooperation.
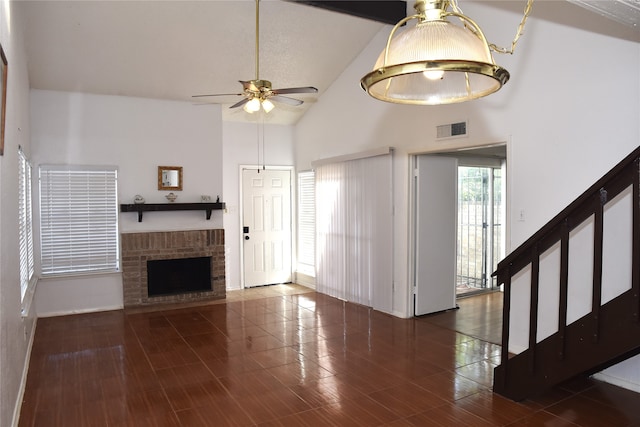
[297,171,316,276]
[19,149,34,301]
[315,152,393,310]
[39,165,119,275]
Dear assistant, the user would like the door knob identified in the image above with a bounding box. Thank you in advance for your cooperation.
[244,235,250,240]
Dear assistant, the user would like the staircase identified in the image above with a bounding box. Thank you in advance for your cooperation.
[493,146,640,401]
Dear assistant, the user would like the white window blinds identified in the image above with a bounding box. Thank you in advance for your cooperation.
[39,165,119,275]
[18,148,34,301]
[297,171,316,276]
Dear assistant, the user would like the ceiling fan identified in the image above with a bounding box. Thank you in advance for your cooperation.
[192,0,318,114]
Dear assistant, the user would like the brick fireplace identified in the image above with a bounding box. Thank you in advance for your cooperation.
[121,229,225,307]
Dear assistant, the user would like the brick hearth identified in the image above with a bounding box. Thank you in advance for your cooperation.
[121,229,225,307]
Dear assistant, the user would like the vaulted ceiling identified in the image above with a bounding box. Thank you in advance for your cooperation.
[17,0,639,125]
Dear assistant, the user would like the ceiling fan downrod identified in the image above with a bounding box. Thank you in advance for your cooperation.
[255,0,260,82]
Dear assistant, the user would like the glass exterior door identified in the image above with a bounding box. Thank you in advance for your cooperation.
[457,166,503,296]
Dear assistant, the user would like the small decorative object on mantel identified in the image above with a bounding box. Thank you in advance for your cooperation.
[134,195,145,204]
[165,192,178,203]
[201,195,212,202]
[216,195,220,203]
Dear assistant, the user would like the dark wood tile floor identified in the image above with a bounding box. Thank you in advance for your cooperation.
[426,291,504,345]
[19,285,640,426]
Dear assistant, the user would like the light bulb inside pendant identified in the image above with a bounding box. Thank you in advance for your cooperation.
[423,69,444,80]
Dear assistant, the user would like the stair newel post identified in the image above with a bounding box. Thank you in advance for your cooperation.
[529,245,541,373]
[499,264,512,370]
[633,158,640,322]
[592,188,606,343]
[558,219,570,360]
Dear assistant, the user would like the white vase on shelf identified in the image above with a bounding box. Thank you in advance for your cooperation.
[165,192,178,203]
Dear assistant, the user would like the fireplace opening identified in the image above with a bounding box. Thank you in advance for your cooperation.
[147,256,212,297]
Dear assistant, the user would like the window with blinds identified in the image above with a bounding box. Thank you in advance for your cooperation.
[39,165,119,275]
[297,171,315,276]
[18,149,34,301]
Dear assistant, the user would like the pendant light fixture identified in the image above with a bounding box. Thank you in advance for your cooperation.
[361,0,534,105]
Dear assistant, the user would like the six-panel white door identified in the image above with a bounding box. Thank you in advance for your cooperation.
[242,168,292,287]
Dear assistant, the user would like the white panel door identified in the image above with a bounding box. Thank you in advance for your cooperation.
[415,155,458,316]
[242,169,292,287]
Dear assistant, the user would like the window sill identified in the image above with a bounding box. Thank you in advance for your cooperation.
[39,270,121,280]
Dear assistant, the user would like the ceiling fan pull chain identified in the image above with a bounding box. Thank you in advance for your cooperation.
[262,113,266,170]
[257,119,261,173]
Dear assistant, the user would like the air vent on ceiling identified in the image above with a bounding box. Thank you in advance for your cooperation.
[436,121,467,139]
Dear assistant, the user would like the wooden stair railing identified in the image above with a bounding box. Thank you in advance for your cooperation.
[493,146,640,401]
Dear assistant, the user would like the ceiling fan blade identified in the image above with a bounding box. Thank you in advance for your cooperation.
[229,98,250,109]
[271,95,304,106]
[272,86,318,95]
[192,93,243,98]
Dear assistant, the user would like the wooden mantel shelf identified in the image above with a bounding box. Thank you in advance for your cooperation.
[120,202,225,222]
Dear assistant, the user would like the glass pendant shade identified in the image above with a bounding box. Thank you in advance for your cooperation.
[361,2,511,105]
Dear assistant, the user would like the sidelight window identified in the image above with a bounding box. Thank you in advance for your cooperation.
[18,148,35,302]
[297,171,316,277]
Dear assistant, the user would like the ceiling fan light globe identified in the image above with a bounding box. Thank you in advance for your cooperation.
[244,98,261,113]
[262,99,275,113]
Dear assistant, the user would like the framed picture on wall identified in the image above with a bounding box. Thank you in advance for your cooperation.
[0,43,7,156]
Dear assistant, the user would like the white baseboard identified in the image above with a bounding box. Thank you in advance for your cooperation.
[12,318,37,427]
[392,310,409,318]
[37,304,124,318]
[592,372,640,393]
[295,272,316,289]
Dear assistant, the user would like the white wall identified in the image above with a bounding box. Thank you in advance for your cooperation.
[222,120,294,290]
[295,2,640,385]
[33,274,124,318]
[0,3,38,426]
[30,90,223,315]
[28,92,298,311]
[296,0,639,315]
